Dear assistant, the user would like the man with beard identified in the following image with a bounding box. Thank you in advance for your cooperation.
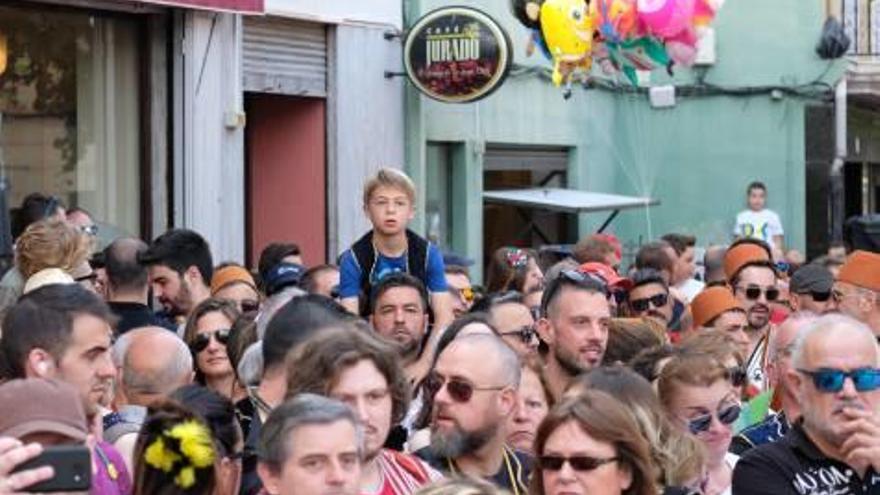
[725,239,778,391]
[625,269,674,331]
[286,328,442,495]
[835,250,880,338]
[139,228,213,326]
[476,292,539,357]
[537,269,611,400]
[369,274,430,379]
[0,284,131,493]
[731,312,817,455]
[417,334,529,493]
[732,315,880,494]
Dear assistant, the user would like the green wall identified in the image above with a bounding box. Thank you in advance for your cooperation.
[405,0,844,280]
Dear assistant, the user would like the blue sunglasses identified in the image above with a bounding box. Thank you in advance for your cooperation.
[797,368,880,393]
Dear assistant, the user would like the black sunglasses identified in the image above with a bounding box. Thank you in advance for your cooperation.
[808,290,832,302]
[500,325,537,345]
[190,328,231,353]
[687,403,741,435]
[629,293,668,312]
[240,300,260,313]
[424,372,505,403]
[736,285,780,302]
[538,455,617,472]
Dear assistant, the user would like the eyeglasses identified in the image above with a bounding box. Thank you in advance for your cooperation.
[727,366,747,388]
[538,455,618,472]
[802,290,832,302]
[500,325,537,345]
[628,293,668,312]
[686,403,741,435]
[240,299,260,313]
[190,329,231,353]
[736,285,780,302]
[797,368,880,393]
[424,372,505,403]
[541,269,609,316]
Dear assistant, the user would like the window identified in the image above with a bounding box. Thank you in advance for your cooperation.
[0,5,142,241]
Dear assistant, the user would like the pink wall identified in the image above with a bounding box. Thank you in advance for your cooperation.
[247,95,326,267]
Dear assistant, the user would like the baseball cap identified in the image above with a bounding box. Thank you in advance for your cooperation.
[789,264,834,294]
[579,262,633,290]
[263,262,306,297]
[0,379,88,442]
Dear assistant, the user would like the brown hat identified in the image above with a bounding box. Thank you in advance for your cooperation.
[837,250,880,292]
[0,379,88,442]
[691,286,743,329]
[724,243,772,281]
[211,265,257,295]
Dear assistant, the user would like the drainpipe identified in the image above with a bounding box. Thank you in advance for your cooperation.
[830,78,847,244]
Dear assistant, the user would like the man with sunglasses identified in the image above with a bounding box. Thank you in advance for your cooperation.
[788,264,837,315]
[835,250,880,338]
[417,334,530,494]
[538,269,611,400]
[732,315,880,494]
[444,265,475,318]
[480,292,539,357]
[625,269,674,331]
[725,240,778,392]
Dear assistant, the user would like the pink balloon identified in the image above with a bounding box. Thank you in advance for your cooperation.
[637,0,695,39]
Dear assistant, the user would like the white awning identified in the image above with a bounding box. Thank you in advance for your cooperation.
[483,188,659,214]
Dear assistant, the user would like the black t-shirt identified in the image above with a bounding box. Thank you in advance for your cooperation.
[415,446,532,494]
[732,422,880,494]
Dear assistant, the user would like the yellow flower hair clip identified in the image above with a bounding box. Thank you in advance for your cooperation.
[144,419,217,490]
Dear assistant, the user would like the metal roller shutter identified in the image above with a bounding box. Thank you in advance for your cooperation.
[242,16,327,97]
[483,146,569,172]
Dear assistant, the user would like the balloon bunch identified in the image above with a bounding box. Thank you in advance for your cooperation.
[511,0,724,95]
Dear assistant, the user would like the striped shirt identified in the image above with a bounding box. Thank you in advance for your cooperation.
[364,449,443,495]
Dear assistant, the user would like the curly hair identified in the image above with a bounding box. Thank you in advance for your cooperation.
[15,219,92,279]
[285,326,411,424]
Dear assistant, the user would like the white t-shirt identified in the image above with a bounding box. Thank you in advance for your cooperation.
[676,278,705,304]
[734,209,784,245]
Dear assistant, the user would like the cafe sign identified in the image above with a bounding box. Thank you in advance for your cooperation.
[404,7,512,103]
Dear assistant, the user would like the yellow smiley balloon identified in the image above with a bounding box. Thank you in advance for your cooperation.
[540,0,594,86]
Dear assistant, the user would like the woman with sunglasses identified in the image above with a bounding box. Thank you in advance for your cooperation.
[658,353,741,495]
[531,390,658,495]
[507,356,553,453]
[485,247,544,294]
[184,298,248,407]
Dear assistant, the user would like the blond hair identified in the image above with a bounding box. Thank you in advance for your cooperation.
[362,168,416,206]
[15,219,92,279]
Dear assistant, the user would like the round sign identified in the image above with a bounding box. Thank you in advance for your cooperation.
[404,6,512,104]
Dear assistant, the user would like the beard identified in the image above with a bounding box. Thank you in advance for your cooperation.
[746,304,770,330]
[554,345,592,377]
[430,420,499,458]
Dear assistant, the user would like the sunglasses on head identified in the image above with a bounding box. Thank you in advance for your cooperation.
[538,455,617,472]
[687,403,741,435]
[629,293,668,312]
[424,372,505,403]
[737,285,780,302]
[190,328,231,353]
[500,325,537,345]
[797,368,880,393]
[79,224,98,237]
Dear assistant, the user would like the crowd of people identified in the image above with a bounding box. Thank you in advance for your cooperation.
[0,170,878,495]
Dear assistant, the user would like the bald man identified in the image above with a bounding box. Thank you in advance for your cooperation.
[105,326,193,470]
[416,334,531,493]
[104,237,176,333]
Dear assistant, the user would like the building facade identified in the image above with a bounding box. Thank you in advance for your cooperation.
[404,0,851,281]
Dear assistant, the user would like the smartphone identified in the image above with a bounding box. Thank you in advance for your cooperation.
[10,444,91,493]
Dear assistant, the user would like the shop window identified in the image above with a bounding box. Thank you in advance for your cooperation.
[0,5,142,243]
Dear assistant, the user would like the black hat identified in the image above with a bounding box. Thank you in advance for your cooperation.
[263,262,305,297]
[789,264,834,294]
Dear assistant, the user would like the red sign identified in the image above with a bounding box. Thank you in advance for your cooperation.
[126,0,263,13]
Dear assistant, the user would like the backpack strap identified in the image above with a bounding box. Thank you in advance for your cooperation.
[350,230,376,301]
[405,230,430,287]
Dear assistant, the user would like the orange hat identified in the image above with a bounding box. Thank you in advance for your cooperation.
[691,286,742,329]
[211,265,257,295]
[837,250,880,292]
[724,243,771,281]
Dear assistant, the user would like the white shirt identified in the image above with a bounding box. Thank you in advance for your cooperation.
[734,209,784,245]
[676,278,706,304]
